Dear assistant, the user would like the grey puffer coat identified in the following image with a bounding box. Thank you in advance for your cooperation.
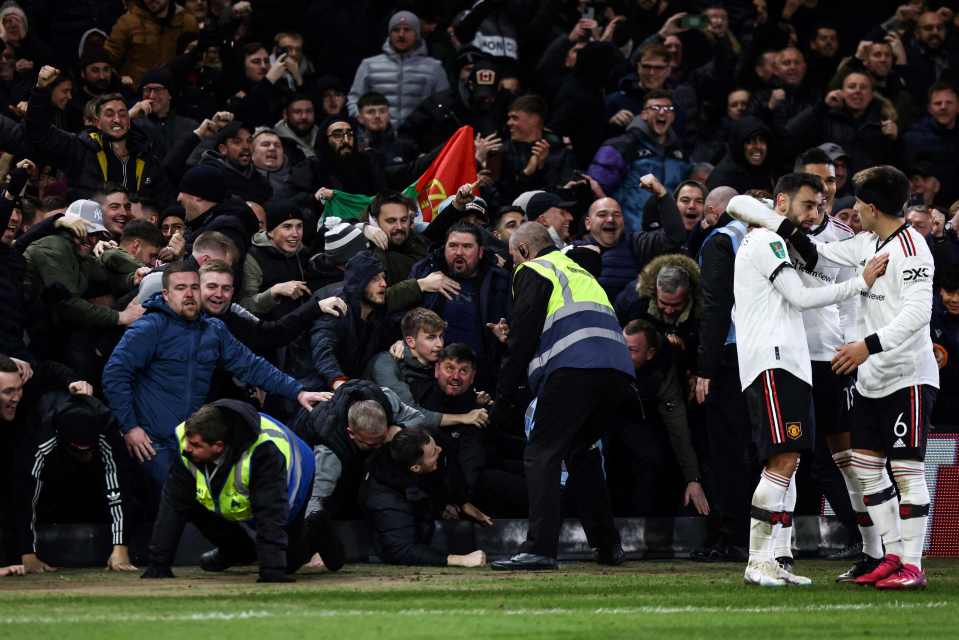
[347,38,449,125]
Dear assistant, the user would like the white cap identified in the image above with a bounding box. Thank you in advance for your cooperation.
[65,199,109,235]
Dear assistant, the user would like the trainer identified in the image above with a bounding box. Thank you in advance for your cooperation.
[491,222,635,570]
[140,400,316,583]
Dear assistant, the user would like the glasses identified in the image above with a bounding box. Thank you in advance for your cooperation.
[644,105,676,113]
[328,129,354,140]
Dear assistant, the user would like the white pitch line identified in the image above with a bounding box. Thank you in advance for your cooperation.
[0,601,948,625]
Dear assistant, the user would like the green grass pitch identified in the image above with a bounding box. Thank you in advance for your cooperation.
[0,559,956,639]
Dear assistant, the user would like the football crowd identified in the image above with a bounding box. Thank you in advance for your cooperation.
[0,0,955,586]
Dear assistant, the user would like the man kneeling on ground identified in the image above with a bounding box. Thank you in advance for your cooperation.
[141,400,317,582]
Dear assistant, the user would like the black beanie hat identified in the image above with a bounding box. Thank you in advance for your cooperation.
[180,165,226,203]
[265,199,303,232]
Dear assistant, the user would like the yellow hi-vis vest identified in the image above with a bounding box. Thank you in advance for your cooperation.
[90,132,145,190]
[518,251,633,394]
[175,415,300,522]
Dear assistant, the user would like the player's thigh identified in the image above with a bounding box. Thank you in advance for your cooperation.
[811,361,850,437]
[744,369,814,465]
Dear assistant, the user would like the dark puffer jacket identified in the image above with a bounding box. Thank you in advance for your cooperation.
[182,198,260,267]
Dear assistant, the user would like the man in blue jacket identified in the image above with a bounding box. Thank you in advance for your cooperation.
[103,261,327,502]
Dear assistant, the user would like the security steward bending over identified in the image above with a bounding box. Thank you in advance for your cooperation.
[491,222,636,570]
[141,400,315,582]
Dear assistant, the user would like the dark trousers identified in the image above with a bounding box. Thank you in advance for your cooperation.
[190,506,312,574]
[521,368,633,558]
[705,361,756,549]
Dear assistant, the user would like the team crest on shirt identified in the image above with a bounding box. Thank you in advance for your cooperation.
[786,422,802,440]
[770,241,785,259]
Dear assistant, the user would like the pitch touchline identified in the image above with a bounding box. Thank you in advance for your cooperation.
[0,602,948,624]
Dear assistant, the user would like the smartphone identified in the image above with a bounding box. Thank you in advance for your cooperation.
[582,3,595,20]
[275,45,289,57]
[680,14,706,30]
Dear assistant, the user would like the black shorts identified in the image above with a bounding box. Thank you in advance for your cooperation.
[745,369,814,462]
[852,385,938,460]
[811,361,854,436]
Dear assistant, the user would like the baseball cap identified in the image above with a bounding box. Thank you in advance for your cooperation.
[470,59,499,100]
[817,142,849,162]
[512,190,545,214]
[464,196,488,222]
[65,199,109,234]
[54,396,106,450]
[524,192,577,220]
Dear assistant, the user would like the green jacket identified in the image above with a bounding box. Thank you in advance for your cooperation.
[24,233,119,328]
[371,230,430,312]
[100,246,145,296]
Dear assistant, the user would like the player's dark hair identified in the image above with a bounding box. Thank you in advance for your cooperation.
[794,148,834,171]
[853,165,910,217]
[358,92,388,110]
[439,343,477,368]
[774,172,825,199]
[389,427,431,469]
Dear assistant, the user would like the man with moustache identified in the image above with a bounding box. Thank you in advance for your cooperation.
[28,65,172,204]
[103,263,328,502]
[275,94,319,159]
[251,128,317,205]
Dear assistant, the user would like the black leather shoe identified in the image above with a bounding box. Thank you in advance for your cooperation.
[690,546,727,563]
[200,548,230,572]
[490,553,558,571]
[595,545,626,566]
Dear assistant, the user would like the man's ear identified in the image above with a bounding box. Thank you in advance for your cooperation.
[404,335,416,350]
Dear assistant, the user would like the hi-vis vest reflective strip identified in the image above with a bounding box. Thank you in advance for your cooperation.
[698,220,747,345]
[90,132,145,190]
[175,415,304,522]
[519,251,631,392]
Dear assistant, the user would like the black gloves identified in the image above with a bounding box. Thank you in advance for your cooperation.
[141,565,175,579]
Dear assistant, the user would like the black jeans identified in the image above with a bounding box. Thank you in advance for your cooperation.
[520,368,634,558]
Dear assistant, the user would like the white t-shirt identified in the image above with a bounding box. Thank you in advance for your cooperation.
[793,216,859,360]
[812,224,939,398]
[734,227,866,390]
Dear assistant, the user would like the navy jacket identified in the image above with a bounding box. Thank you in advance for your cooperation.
[103,294,302,444]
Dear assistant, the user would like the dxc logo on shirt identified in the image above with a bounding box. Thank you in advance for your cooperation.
[904,267,930,282]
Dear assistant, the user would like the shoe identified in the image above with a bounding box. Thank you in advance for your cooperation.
[305,511,345,572]
[826,541,863,561]
[200,548,230,572]
[744,559,787,587]
[853,553,902,585]
[776,562,813,586]
[837,555,882,583]
[776,556,794,574]
[875,564,927,590]
[594,545,626,566]
[490,553,558,571]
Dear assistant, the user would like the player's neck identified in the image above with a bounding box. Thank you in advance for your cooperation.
[873,215,904,241]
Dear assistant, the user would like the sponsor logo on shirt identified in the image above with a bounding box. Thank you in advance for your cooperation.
[860,291,886,301]
[904,267,930,283]
[797,265,831,282]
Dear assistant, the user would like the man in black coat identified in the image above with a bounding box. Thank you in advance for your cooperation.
[362,426,490,566]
